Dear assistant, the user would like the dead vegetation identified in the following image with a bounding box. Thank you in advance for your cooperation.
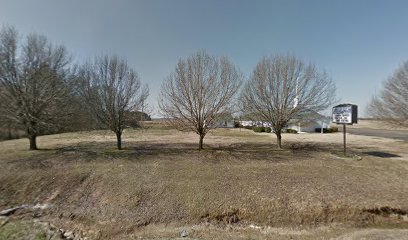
[0,125,407,239]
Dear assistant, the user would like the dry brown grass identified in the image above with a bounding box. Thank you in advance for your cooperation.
[0,126,407,239]
[347,119,408,130]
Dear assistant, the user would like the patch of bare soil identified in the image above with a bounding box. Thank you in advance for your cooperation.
[0,128,407,239]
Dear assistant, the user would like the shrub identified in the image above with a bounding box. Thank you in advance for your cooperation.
[285,129,298,134]
[315,127,339,133]
[315,128,326,133]
[328,127,339,133]
[252,126,265,132]
[265,127,272,133]
[234,121,241,128]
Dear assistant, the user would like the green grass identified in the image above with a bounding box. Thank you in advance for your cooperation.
[0,220,49,240]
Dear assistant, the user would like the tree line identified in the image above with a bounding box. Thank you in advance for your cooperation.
[0,26,337,150]
[368,62,408,126]
[159,51,338,150]
[2,26,404,151]
[0,26,149,150]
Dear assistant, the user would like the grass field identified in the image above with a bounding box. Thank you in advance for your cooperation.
[1,123,408,239]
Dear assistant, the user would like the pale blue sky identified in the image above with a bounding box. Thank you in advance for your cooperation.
[1,0,408,117]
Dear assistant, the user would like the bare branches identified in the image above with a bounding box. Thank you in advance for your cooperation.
[159,51,242,150]
[240,54,336,148]
[78,55,149,149]
[0,26,73,150]
[368,61,408,126]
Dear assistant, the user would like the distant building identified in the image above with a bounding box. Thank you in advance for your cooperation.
[240,120,272,127]
[238,111,330,133]
[286,112,331,133]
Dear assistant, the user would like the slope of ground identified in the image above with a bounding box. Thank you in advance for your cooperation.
[0,126,407,239]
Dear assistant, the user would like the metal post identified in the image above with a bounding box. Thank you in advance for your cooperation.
[343,124,346,155]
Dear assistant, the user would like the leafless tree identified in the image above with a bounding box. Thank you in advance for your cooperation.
[159,51,242,150]
[78,55,149,150]
[368,61,408,126]
[240,55,336,149]
[0,26,73,150]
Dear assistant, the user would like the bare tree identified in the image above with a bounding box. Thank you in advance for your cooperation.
[159,51,242,150]
[78,55,149,150]
[240,55,336,149]
[0,26,73,150]
[368,61,408,126]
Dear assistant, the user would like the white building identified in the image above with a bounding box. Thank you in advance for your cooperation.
[286,112,331,133]
[240,120,272,127]
[239,111,331,133]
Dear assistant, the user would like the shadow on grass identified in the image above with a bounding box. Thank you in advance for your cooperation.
[63,140,334,159]
[30,148,56,152]
[5,140,343,167]
[52,141,201,161]
[50,141,299,164]
[363,151,401,158]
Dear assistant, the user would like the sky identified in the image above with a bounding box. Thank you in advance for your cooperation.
[1,0,408,117]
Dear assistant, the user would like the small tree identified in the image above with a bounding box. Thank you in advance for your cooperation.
[368,61,408,126]
[159,51,242,150]
[78,55,149,150]
[0,26,73,150]
[240,55,336,149]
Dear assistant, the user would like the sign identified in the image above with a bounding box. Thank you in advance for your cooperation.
[332,104,358,125]
[332,104,358,155]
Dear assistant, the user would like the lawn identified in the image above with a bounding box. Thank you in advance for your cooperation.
[0,124,407,239]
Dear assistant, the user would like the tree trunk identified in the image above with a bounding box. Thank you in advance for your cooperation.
[29,134,38,150]
[275,131,282,149]
[116,132,122,150]
[7,123,12,140]
[198,134,204,150]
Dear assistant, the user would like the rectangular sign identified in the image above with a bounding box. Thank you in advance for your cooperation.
[332,105,356,124]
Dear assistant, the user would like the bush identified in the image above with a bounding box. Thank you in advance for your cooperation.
[243,125,253,130]
[285,129,298,134]
[328,127,339,133]
[234,121,241,128]
[315,128,327,133]
[315,127,339,133]
[252,126,265,132]
[265,127,272,133]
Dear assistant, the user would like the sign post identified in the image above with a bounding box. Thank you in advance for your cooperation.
[343,124,346,154]
[332,104,358,155]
